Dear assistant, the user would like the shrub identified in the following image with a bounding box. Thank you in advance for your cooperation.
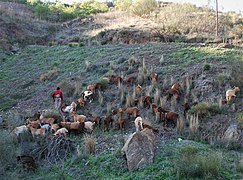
[217,73,230,86]
[130,0,157,17]
[84,135,96,155]
[175,147,223,179]
[79,42,85,47]
[48,41,56,47]
[189,102,209,117]
[68,42,79,47]
[98,78,109,89]
[203,64,211,71]
[40,68,59,82]
[0,133,17,176]
[58,79,75,97]
[115,0,132,11]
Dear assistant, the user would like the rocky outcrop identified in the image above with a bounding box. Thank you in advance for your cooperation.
[222,123,241,143]
[121,128,155,171]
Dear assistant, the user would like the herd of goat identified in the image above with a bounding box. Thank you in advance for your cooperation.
[9,65,240,171]
[11,71,240,141]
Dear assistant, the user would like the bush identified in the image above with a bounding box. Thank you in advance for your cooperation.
[0,133,17,176]
[40,68,59,82]
[115,0,132,11]
[203,64,211,71]
[189,102,209,117]
[68,42,79,47]
[58,79,75,97]
[131,0,157,17]
[175,147,223,179]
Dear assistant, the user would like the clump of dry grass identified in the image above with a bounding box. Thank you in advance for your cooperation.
[159,54,165,65]
[189,113,199,136]
[153,88,160,105]
[120,89,125,104]
[170,95,177,112]
[84,135,96,155]
[125,94,134,107]
[128,56,138,69]
[176,115,185,134]
[85,60,91,72]
[73,76,83,97]
[58,78,75,97]
[137,67,146,85]
[98,91,104,105]
[40,68,59,82]
[160,96,168,109]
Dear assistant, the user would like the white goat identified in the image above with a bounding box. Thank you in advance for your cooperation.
[12,125,28,137]
[226,86,240,104]
[84,121,95,133]
[54,128,68,137]
[134,117,143,132]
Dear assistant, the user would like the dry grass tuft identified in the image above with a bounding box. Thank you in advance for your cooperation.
[58,79,75,97]
[85,60,91,72]
[126,94,134,107]
[189,113,199,136]
[84,135,96,155]
[160,96,168,109]
[176,115,185,134]
[98,91,104,105]
[137,67,146,85]
[170,95,177,111]
[40,68,59,82]
[153,88,160,105]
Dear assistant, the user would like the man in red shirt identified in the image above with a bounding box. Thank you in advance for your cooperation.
[52,87,63,101]
[52,87,63,110]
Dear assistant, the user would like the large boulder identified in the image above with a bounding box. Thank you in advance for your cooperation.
[121,128,155,171]
[222,123,242,146]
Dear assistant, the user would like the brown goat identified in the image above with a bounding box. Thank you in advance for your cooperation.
[77,97,85,108]
[142,123,159,133]
[26,119,40,129]
[151,103,158,114]
[71,112,86,123]
[118,108,125,130]
[126,76,136,85]
[94,83,104,91]
[17,155,36,171]
[90,114,101,128]
[139,95,152,109]
[104,114,114,131]
[158,107,178,128]
[113,76,123,85]
[87,84,96,94]
[123,107,140,120]
[39,118,55,125]
[60,122,84,134]
[182,102,198,117]
[148,73,158,82]
[27,125,45,139]
[51,124,60,133]
[168,83,181,100]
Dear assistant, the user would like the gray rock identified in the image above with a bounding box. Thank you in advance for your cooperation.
[121,128,155,171]
[222,123,241,143]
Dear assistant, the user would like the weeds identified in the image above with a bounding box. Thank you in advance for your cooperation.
[84,135,96,155]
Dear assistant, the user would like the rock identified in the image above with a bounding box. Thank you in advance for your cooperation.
[222,123,241,143]
[121,128,155,171]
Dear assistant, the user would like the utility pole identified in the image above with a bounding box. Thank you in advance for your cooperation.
[216,0,219,37]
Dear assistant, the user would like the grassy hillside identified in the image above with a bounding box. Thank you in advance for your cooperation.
[0,42,243,179]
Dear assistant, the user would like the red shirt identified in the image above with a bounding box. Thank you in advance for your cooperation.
[52,89,63,99]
